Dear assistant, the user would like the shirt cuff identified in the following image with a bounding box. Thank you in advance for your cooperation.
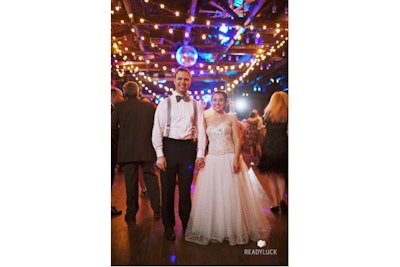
[156,149,164,157]
[196,149,205,158]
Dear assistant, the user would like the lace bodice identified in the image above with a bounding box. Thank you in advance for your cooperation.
[206,122,234,155]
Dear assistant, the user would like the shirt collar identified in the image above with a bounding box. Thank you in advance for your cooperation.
[173,91,187,97]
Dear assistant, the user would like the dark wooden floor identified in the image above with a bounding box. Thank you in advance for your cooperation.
[111,155,288,266]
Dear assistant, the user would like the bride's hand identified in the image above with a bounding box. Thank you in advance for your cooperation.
[195,158,205,169]
[233,159,240,173]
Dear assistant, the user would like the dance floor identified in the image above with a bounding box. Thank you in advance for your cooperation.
[111,155,288,266]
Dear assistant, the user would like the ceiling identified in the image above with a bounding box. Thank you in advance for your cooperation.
[111,0,288,101]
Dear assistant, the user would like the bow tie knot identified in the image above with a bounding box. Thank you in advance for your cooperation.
[176,95,190,102]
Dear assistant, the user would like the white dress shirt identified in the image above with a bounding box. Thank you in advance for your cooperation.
[152,91,207,158]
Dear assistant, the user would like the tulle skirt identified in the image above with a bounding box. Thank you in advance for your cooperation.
[185,153,271,246]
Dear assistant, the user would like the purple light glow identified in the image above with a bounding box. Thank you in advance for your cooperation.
[262,207,270,214]
[169,254,177,263]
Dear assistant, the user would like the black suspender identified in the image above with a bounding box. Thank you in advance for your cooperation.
[165,96,197,140]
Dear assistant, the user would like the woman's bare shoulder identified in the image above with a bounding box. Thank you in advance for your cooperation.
[226,112,239,121]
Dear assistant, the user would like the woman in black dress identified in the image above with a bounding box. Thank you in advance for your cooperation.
[257,91,288,214]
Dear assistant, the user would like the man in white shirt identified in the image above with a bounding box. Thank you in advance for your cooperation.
[152,67,206,241]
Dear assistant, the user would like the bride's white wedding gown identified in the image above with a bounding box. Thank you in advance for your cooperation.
[185,121,271,246]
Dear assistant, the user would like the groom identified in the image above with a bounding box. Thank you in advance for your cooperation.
[152,67,206,241]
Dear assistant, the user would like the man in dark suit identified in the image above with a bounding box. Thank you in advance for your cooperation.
[111,81,161,223]
[111,87,124,216]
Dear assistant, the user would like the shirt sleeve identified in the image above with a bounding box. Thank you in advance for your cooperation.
[152,100,167,157]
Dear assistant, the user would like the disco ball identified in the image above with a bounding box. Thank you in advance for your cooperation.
[175,45,198,67]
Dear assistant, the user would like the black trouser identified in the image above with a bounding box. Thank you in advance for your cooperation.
[160,137,196,229]
[123,161,160,217]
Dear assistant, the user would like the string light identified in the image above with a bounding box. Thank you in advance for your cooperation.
[111,4,288,95]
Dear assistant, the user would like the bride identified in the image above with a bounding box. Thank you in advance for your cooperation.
[185,90,271,246]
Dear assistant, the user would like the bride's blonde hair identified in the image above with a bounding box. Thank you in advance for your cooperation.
[263,91,288,123]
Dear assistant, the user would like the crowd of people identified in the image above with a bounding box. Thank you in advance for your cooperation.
[111,67,288,245]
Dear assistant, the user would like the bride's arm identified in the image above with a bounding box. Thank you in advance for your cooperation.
[229,115,241,173]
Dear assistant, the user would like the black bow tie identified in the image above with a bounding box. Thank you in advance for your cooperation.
[176,95,190,102]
